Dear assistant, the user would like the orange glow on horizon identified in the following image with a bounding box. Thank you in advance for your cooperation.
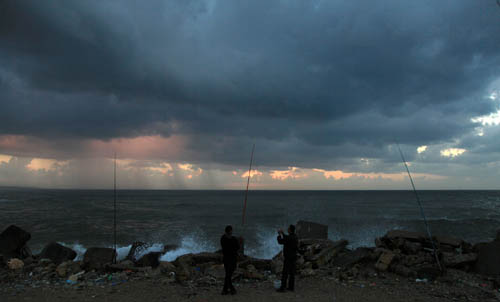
[313,168,445,181]
[270,167,308,180]
[241,170,263,178]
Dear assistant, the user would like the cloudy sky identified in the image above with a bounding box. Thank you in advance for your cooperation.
[0,0,499,189]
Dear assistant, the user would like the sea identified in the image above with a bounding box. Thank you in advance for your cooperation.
[1,188,499,262]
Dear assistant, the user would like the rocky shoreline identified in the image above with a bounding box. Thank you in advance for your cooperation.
[1,221,500,301]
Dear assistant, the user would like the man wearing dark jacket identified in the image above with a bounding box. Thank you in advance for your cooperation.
[277,224,298,292]
[220,225,240,295]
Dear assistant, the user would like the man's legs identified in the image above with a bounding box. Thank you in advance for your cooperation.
[287,260,296,291]
[279,260,289,291]
[228,264,236,294]
[222,263,231,294]
[223,262,236,294]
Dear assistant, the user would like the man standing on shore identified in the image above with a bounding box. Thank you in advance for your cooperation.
[220,225,240,295]
[277,224,298,292]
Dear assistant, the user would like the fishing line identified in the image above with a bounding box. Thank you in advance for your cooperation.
[113,152,117,264]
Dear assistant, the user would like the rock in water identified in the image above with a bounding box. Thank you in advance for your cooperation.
[83,248,116,271]
[39,242,77,265]
[0,225,31,259]
[475,241,500,275]
[296,221,328,239]
[136,252,161,268]
[126,241,147,262]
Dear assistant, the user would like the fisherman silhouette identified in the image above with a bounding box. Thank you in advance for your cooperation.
[277,224,298,292]
[220,225,240,295]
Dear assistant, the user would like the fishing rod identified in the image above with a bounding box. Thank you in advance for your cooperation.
[241,144,255,226]
[113,152,117,264]
[396,143,442,272]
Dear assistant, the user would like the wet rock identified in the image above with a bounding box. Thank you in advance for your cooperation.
[311,239,348,267]
[332,247,373,267]
[39,242,77,265]
[20,245,33,259]
[136,252,161,268]
[385,230,425,242]
[296,221,328,239]
[475,241,500,275]
[126,241,148,262]
[0,225,31,260]
[83,247,116,271]
[375,251,395,272]
[163,244,178,254]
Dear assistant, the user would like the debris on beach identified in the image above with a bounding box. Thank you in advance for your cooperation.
[1,223,500,301]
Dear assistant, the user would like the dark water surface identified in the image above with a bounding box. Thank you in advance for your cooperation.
[1,188,499,259]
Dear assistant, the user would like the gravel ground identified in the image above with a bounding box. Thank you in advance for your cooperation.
[2,271,499,302]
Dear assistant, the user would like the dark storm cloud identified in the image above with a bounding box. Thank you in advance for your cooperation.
[1,0,499,167]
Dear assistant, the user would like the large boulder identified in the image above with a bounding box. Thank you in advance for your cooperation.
[39,242,77,265]
[296,221,328,239]
[435,236,463,248]
[332,247,374,267]
[192,252,223,265]
[0,225,31,259]
[136,252,161,268]
[126,241,148,262]
[375,251,395,272]
[475,241,500,275]
[310,239,348,267]
[385,230,425,242]
[443,253,477,269]
[83,247,116,271]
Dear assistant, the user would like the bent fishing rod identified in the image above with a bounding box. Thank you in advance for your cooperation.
[241,144,255,226]
[396,143,442,272]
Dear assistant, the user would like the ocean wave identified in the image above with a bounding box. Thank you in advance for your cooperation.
[245,228,282,259]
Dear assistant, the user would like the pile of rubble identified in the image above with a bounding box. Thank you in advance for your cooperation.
[1,221,500,290]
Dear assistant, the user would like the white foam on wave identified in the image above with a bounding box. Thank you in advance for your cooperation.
[59,242,88,261]
[245,228,282,259]
[161,235,216,262]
